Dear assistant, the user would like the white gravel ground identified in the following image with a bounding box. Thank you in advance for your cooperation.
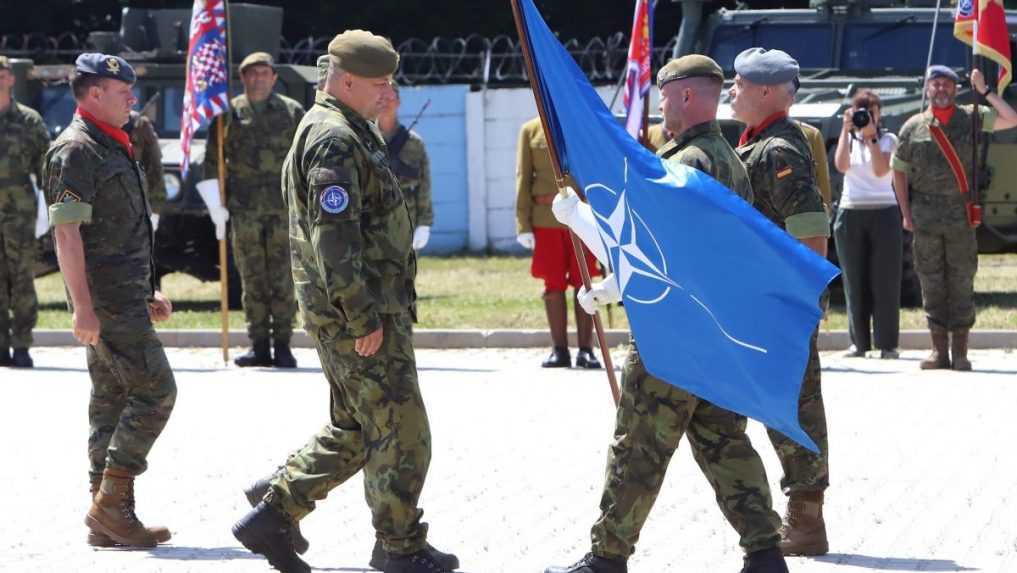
[1,346,1015,573]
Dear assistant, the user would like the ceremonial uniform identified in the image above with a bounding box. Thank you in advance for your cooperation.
[0,62,49,364]
[125,110,165,212]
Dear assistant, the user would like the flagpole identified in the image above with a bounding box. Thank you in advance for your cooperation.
[921,0,944,111]
[971,19,980,218]
[510,0,621,406]
[219,0,233,364]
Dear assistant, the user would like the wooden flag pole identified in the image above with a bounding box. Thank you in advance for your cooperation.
[216,116,229,364]
[510,0,621,406]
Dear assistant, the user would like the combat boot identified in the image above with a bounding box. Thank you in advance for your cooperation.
[85,468,171,547]
[11,348,33,368]
[86,473,116,547]
[951,329,972,371]
[385,547,460,573]
[741,547,789,573]
[919,325,951,370]
[542,291,570,368]
[575,347,602,369]
[542,346,571,368]
[233,501,311,573]
[370,539,460,570]
[235,339,273,367]
[243,473,309,554]
[0,347,11,366]
[273,341,298,369]
[543,553,628,573]
[778,491,828,556]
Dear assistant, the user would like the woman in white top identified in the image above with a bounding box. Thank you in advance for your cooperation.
[833,89,902,358]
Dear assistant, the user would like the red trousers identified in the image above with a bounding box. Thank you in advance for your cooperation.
[531,226,601,292]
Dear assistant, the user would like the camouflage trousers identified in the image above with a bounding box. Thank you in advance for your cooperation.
[231,212,297,344]
[590,343,781,559]
[913,226,978,330]
[87,322,177,479]
[264,312,432,555]
[0,217,38,349]
[765,331,829,495]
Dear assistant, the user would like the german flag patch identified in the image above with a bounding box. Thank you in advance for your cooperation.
[776,167,793,180]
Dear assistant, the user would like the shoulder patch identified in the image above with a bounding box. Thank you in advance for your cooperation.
[320,185,350,214]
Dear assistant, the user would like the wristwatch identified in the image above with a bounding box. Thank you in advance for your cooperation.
[980,86,992,97]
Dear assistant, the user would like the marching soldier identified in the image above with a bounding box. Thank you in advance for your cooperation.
[232,30,459,573]
[730,47,831,557]
[200,51,305,368]
[544,55,788,573]
[45,53,176,548]
[378,82,433,251]
[892,65,1017,371]
[0,55,50,368]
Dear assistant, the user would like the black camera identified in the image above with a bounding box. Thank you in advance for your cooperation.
[851,107,871,129]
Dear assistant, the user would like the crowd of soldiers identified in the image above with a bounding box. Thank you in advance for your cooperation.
[0,16,1009,573]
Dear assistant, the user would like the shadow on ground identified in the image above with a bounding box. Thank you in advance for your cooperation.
[812,553,976,571]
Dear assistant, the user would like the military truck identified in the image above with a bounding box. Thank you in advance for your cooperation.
[12,4,317,307]
[661,0,1017,305]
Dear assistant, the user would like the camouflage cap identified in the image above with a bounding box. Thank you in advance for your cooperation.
[0,55,9,70]
[657,55,724,89]
[733,47,799,86]
[239,51,274,73]
[327,30,399,78]
[926,64,960,83]
[74,53,136,84]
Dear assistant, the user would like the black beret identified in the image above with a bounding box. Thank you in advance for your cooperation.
[74,53,136,84]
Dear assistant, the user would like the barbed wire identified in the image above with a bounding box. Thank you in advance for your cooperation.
[2,32,679,85]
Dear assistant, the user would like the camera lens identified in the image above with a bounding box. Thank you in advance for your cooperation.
[852,108,871,129]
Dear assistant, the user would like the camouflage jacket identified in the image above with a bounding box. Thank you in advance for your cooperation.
[282,91,415,340]
[384,125,433,228]
[659,120,754,203]
[515,117,563,232]
[204,92,305,214]
[0,100,50,220]
[892,105,995,230]
[125,111,165,212]
[736,115,829,238]
[44,116,156,328]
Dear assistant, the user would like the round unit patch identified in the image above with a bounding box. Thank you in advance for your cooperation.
[320,185,350,214]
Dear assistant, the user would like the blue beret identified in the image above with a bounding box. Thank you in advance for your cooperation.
[926,65,959,83]
[733,47,799,86]
[74,53,136,84]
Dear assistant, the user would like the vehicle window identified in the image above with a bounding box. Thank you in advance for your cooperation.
[708,23,835,70]
[842,22,967,71]
[161,86,208,138]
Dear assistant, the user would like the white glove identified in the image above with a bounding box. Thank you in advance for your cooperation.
[150,213,160,232]
[551,187,581,225]
[551,186,609,267]
[196,178,230,241]
[412,225,431,250]
[517,232,535,250]
[577,274,622,315]
[32,176,48,238]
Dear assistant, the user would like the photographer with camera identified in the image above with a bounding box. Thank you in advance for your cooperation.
[833,89,901,359]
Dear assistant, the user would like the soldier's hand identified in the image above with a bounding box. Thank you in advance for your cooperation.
[73,307,101,346]
[970,69,987,95]
[148,291,173,322]
[355,326,384,357]
[902,214,914,232]
[516,232,535,250]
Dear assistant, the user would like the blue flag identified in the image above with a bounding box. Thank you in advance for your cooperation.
[516,0,839,451]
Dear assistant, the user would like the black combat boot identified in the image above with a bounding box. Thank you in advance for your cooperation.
[233,501,311,573]
[0,347,11,366]
[543,553,628,573]
[542,346,571,368]
[273,341,298,369]
[243,473,309,554]
[385,547,459,573]
[741,547,789,573]
[235,339,272,367]
[11,348,33,368]
[542,292,571,368]
[574,347,602,369]
[370,539,459,571]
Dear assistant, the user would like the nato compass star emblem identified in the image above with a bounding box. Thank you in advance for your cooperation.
[585,158,766,354]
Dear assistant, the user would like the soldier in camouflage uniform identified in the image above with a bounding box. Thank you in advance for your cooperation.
[232,31,458,573]
[544,56,788,573]
[892,65,1017,371]
[45,53,176,548]
[731,48,831,558]
[125,110,165,221]
[0,55,50,368]
[378,82,433,251]
[201,51,305,368]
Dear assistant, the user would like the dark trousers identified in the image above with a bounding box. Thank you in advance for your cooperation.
[833,206,902,351]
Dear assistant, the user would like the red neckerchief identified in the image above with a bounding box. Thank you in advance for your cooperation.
[931,104,956,126]
[77,106,134,159]
[739,111,788,147]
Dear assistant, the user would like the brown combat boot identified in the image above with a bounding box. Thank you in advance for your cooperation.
[919,325,951,370]
[85,468,171,547]
[777,491,828,556]
[951,329,972,371]
[87,473,116,547]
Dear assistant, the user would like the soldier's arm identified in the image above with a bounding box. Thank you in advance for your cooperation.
[515,124,534,234]
[767,143,829,257]
[809,130,833,211]
[305,136,381,338]
[416,140,433,227]
[890,122,914,229]
[28,111,51,184]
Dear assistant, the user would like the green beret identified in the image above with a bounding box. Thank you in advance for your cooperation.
[327,30,399,78]
[657,55,724,89]
[239,52,274,73]
[0,55,9,71]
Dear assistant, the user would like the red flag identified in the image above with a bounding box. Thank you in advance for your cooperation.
[181,0,230,177]
[623,0,652,139]
[954,0,1012,94]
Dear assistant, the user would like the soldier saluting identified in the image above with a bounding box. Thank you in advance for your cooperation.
[45,53,177,548]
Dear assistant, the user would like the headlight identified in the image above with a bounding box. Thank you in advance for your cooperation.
[164,173,181,200]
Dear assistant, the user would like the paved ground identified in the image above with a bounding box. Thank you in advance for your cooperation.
[1,346,1015,573]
